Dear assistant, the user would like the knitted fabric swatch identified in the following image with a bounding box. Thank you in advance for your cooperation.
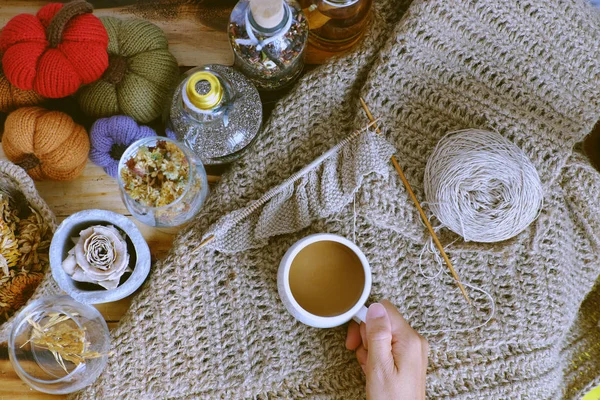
[204,129,396,253]
[72,0,600,398]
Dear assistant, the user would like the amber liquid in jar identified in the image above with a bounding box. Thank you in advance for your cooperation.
[300,0,372,52]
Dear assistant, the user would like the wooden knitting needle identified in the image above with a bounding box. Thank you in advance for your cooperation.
[359,97,471,304]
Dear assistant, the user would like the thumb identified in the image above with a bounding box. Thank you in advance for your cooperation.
[365,303,394,374]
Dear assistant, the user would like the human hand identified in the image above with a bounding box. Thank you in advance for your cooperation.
[345,301,428,400]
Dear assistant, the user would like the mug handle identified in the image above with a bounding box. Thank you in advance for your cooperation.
[352,305,368,324]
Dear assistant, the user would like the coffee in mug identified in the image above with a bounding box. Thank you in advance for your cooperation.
[288,240,365,317]
[278,233,371,328]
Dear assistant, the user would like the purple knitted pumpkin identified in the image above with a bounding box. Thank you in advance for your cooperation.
[89,115,155,177]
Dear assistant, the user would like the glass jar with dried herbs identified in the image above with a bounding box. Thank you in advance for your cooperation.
[9,296,110,394]
[118,137,209,227]
[299,0,372,53]
[229,0,309,91]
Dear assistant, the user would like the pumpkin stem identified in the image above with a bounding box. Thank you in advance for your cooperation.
[104,55,129,85]
[16,154,41,171]
[46,0,94,48]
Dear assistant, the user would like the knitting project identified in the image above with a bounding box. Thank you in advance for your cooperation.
[68,0,600,398]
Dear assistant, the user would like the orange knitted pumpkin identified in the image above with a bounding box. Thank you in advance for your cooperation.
[3,107,89,181]
[0,62,44,113]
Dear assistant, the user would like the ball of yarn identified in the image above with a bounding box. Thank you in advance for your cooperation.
[89,115,155,178]
[77,17,179,123]
[424,129,543,243]
[0,62,44,113]
[0,1,109,98]
[3,107,90,181]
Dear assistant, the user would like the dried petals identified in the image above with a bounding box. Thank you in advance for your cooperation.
[0,272,44,322]
[0,192,51,324]
[120,140,190,207]
[62,225,131,290]
[25,312,105,374]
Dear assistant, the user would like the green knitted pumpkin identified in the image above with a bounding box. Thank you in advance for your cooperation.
[76,17,179,123]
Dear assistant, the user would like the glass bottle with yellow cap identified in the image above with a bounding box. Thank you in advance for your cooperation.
[166,64,262,165]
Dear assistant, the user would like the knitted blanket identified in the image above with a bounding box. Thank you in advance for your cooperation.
[73,0,600,398]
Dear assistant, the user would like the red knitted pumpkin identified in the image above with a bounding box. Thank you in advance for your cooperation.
[0,0,108,98]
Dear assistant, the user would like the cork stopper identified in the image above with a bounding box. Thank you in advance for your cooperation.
[250,0,285,29]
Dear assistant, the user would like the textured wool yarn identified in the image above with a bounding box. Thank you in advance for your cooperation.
[2,107,89,181]
[424,129,543,243]
[0,0,108,98]
[89,115,156,178]
[0,63,44,113]
[77,17,179,124]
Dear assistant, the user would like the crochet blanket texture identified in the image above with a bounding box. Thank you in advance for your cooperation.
[72,0,600,398]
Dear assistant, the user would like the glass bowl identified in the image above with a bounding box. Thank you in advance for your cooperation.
[8,296,110,394]
[117,136,209,227]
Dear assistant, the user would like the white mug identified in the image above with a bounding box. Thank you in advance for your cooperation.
[278,233,372,328]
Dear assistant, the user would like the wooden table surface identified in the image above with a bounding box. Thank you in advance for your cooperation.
[0,1,328,398]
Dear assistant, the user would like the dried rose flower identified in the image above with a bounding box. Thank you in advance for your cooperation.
[62,225,131,290]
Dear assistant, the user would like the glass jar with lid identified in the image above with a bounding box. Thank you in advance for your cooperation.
[166,64,262,165]
[299,0,372,53]
[228,0,309,91]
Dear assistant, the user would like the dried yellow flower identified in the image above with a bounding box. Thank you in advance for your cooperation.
[0,272,44,323]
[17,209,51,273]
[25,312,105,373]
[0,195,21,276]
[0,193,52,324]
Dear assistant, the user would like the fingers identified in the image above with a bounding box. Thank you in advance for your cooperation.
[365,303,394,374]
[356,343,368,367]
[345,320,362,350]
[380,300,414,337]
[360,319,367,350]
[380,300,429,372]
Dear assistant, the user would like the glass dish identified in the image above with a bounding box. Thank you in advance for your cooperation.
[8,296,110,395]
[117,136,209,227]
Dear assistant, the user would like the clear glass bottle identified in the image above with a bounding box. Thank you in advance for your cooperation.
[166,64,262,165]
[229,0,309,91]
[299,0,372,52]
[118,136,209,227]
[9,296,110,394]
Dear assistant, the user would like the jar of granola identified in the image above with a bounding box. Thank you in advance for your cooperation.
[117,137,209,227]
[228,0,308,91]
